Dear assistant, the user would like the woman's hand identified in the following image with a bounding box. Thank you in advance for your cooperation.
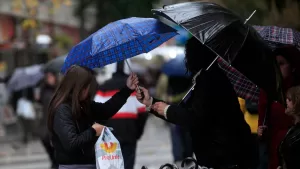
[126,73,139,90]
[136,86,152,106]
[92,123,105,136]
[152,102,169,116]
[258,125,268,137]
[277,166,282,169]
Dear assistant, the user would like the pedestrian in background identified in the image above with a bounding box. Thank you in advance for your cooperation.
[278,86,300,169]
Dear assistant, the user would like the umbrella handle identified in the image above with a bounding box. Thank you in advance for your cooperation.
[125,60,144,100]
[137,85,145,100]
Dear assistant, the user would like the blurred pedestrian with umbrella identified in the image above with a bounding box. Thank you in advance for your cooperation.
[37,68,59,169]
[7,65,43,145]
[7,64,44,93]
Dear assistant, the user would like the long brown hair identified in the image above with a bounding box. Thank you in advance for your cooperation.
[47,65,97,133]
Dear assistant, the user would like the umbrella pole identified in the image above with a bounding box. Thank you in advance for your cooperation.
[177,69,202,105]
[125,60,144,99]
[244,10,256,24]
[206,56,219,71]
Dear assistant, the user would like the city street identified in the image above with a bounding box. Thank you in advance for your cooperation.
[0,116,173,169]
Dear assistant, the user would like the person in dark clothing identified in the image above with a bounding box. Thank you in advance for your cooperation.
[278,86,300,169]
[47,65,139,169]
[39,71,58,169]
[136,37,258,169]
[95,61,147,169]
[17,87,35,144]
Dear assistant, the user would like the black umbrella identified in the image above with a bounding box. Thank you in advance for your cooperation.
[152,2,284,103]
[43,55,67,73]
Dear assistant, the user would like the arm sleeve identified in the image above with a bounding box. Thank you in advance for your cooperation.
[258,90,267,126]
[150,86,208,127]
[53,105,96,152]
[91,86,133,120]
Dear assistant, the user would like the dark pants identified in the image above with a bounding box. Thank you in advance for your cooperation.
[18,117,34,144]
[120,142,137,169]
[41,134,58,169]
[170,124,193,162]
[257,142,268,169]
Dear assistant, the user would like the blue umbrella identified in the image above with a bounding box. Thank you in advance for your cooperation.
[162,54,189,77]
[61,17,177,73]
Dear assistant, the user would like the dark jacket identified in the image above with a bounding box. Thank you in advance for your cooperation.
[51,87,133,165]
[279,122,300,169]
[96,73,148,143]
[151,64,258,169]
[39,84,56,138]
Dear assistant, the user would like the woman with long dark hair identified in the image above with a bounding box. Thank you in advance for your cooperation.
[136,37,257,169]
[47,65,138,169]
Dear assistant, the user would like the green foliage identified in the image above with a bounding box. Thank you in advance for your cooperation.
[54,34,73,50]
[265,0,300,13]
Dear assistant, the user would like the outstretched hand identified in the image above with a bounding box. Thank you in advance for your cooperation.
[126,73,139,90]
[152,102,169,116]
[136,86,152,106]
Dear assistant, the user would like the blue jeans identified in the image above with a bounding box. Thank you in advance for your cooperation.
[170,124,193,162]
[120,142,137,169]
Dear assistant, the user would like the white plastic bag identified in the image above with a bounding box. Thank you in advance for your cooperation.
[16,97,36,119]
[95,127,124,169]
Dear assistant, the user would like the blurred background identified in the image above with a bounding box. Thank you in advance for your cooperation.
[0,0,299,169]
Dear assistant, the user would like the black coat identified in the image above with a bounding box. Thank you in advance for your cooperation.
[279,122,300,169]
[51,87,133,165]
[151,64,258,169]
[39,84,56,138]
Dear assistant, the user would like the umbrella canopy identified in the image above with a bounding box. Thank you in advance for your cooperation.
[43,54,67,73]
[153,2,283,103]
[162,54,188,77]
[62,17,177,73]
[8,64,44,92]
[253,25,300,50]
